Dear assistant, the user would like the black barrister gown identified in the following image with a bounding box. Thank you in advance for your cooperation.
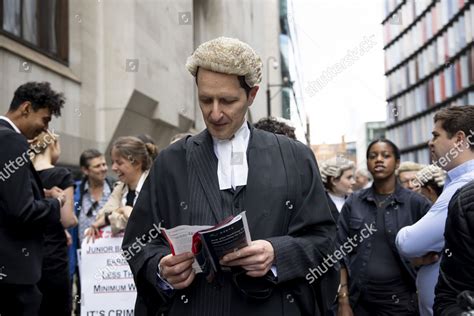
[123,124,337,316]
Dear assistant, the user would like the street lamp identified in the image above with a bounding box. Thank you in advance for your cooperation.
[266,56,279,117]
[266,56,295,118]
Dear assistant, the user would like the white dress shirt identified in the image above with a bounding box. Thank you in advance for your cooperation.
[212,121,250,190]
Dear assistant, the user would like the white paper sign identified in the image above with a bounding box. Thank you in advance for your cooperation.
[80,227,136,316]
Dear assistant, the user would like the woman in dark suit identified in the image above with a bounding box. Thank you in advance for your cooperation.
[31,130,78,316]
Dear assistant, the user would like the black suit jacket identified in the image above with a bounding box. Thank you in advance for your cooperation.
[123,125,337,316]
[0,119,60,285]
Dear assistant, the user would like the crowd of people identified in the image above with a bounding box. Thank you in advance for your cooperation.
[0,37,473,316]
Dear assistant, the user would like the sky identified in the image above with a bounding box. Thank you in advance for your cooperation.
[292,0,387,145]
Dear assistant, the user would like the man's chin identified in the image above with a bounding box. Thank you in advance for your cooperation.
[209,129,232,140]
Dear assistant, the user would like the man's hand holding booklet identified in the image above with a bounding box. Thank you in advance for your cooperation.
[161,211,252,281]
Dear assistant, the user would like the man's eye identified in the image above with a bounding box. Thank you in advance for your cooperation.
[221,99,236,105]
[200,98,212,104]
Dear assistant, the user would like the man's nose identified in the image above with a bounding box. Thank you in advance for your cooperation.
[210,102,223,122]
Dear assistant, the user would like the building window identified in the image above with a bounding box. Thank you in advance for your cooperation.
[0,0,69,63]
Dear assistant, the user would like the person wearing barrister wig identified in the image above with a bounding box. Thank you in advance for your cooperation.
[396,106,474,316]
[84,136,157,241]
[30,130,78,316]
[319,157,355,222]
[0,82,66,316]
[414,165,446,204]
[397,161,424,192]
[123,37,337,316]
[336,139,431,316]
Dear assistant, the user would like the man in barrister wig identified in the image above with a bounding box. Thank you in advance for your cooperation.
[123,37,337,316]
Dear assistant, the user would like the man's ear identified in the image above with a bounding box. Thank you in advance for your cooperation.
[247,86,259,107]
[427,185,437,197]
[19,101,32,116]
[81,166,89,176]
[455,130,467,146]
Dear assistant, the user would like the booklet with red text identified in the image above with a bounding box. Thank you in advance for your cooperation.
[161,211,251,279]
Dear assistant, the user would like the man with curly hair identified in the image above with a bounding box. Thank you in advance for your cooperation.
[0,82,66,315]
[124,37,336,316]
[254,117,296,140]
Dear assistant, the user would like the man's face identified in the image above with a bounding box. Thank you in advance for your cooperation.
[354,173,368,189]
[398,170,420,192]
[197,68,258,140]
[428,120,457,171]
[83,156,108,183]
[22,106,52,139]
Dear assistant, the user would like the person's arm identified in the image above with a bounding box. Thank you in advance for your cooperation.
[263,142,337,283]
[60,186,77,228]
[434,189,474,316]
[84,215,107,243]
[338,267,353,316]
[0,133,61,228]
[108,206,132,234]
[95,183,123,227]
[336,196,354,316]
[396,187,457,258]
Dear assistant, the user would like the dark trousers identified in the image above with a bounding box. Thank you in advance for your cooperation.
[0,283,42,316]
[353,288,419,316]
[38,268,71,316]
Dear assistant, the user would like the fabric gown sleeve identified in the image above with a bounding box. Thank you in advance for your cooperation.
[122,153,174,302]
[265,142,337,283]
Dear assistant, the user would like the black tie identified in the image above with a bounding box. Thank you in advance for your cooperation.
[126,190,136,207]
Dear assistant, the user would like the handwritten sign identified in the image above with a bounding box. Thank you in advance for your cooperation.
[80,227,136,316]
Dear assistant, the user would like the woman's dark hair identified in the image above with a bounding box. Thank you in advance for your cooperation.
[366,138,401,160]
[9,81,64,116]
[80,149,104,168]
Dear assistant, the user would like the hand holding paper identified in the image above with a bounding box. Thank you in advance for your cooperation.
[161,212,252,280]
[159,252,196,290]
[219,240,274,277]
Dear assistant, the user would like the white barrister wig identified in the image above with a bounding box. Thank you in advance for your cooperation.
[319,157,355,184]
[186,37,263,87]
